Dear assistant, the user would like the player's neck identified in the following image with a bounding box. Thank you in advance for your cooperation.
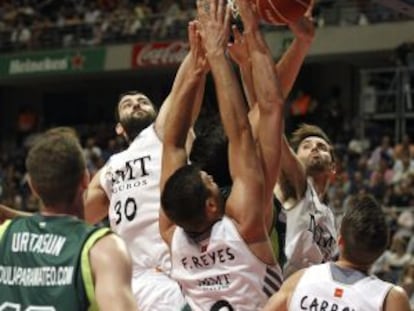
[308,174,329,199]
[185,219,219,242]
[335,259,370,274]
[41,203,82,218]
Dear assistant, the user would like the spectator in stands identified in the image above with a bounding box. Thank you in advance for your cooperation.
[395,134,414,160]
[369,151,394,200]
[395,209,414,239]
[83,1,101,24]
[10,18,32,49]
[151,0,185,39]
[82,136,104,176]
[387,178,414,208]
[372,235,412,284]
[392,152,414,184]
[348,170,369,195]
[368,135,394,170]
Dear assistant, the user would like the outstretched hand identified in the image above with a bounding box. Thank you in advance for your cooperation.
[196,0,231,56]
[235,0,259,33]
[288,0,315,44]
[188,20,209,75]
[228,25,250,67]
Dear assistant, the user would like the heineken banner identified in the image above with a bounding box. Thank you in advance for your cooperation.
[131,41,189,68]
[0,48,106,76]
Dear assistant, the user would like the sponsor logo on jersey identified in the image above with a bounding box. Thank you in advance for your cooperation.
[107,156,152,193]
[198,273,231,291]
[308,214,336,261]
[334,288,344,298]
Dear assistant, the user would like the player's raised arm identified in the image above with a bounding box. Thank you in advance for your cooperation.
[155,29,208,146]
[276,1,315,98]
[159,21,207,245]
[83,169,110,224]
[237,0,284,215]
[197,0,272,263]
[277,136,307,203]
[275,5,315,203]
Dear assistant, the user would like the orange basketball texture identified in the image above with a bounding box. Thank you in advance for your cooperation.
[256,0,312,25]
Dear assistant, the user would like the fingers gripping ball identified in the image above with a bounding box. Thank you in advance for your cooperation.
[256,0,312,25]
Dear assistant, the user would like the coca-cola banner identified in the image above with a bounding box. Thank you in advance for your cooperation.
[132,41,189,68]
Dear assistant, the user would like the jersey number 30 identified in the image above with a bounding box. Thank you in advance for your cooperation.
[114,197,138,225]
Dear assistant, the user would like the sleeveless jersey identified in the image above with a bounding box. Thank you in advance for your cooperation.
[0,214,109,311]
[100,124,170,273]
[283,180,337,277]
[171,216,283,311]
[289,263,393,311]
[220,186,286,266]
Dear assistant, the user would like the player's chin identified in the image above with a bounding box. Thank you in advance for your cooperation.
[307,161,329,173]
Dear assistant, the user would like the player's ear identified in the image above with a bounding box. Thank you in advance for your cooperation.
[115,123,124,136]
[205,197,218,215]
[337,234,344,249]
[27,176,40,200]
[81,169,90,190]
[330,162,336,176]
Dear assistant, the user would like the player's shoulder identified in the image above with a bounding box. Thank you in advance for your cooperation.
[384,285,411,311]
[90,233,129,260]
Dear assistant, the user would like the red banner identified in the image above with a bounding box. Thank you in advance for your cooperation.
[132,41,189,68]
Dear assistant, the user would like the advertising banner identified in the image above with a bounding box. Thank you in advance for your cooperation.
[0,48,106,76]
[131,41,189,68]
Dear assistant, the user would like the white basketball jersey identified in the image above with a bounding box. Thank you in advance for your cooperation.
[290,263,393,311]
[171,216,283,311]
[284,180,337,276]
[100,124,170,273]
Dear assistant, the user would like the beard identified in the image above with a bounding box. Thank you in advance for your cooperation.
[120,111,156,142]
[305,155,331,175]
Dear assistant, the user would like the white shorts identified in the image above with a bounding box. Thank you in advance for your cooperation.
[132,269,186,311]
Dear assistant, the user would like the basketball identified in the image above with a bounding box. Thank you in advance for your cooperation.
[255,0,312,25]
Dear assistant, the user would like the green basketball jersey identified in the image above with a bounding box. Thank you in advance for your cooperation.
[0,214,110,311]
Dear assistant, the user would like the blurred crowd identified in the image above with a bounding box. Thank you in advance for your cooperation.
[0,0,409,53]
[0,0,196,52]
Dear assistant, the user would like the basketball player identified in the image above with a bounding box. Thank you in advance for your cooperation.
[262,194,411,311]
[0,131,137,310]
[191,0,317,267]
[159,0,284,309]
[276,124,338,277]
[0,127,83,223]
[83,22,208,310]
[226,1,337,275]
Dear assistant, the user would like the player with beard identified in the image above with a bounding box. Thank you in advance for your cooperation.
[218,0,337,276]
[274,123,338,277]
[84,21,208,311]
